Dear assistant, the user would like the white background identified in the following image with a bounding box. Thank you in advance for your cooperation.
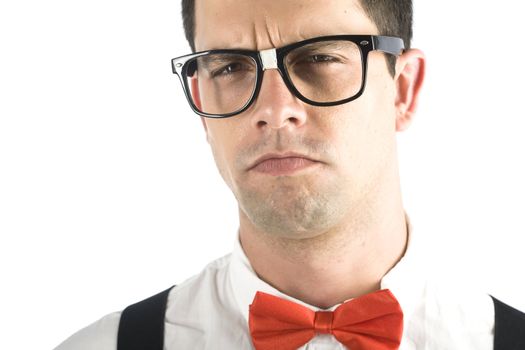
[1,1,524,349]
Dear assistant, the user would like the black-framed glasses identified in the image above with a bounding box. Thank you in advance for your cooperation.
[171,35,404,118]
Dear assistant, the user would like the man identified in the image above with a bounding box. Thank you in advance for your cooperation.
[55,0,525,349]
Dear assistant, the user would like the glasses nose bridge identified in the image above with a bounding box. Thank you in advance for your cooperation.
[257,47,291,92]
[259,48,279,71]
[257,47,300,104]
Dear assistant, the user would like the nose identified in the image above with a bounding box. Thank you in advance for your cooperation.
[248,69,308,130]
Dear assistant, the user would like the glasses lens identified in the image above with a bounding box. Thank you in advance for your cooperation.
[183,53,257,115]
[285,40,363,103]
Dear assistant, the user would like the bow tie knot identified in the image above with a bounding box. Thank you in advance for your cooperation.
[314,311,334,334]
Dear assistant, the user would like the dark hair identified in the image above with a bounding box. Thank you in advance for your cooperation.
[181,0,412,76]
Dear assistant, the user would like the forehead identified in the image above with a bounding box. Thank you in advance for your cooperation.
[194,0,378,51]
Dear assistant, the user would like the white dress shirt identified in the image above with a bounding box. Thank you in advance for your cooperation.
[55,220,495,349]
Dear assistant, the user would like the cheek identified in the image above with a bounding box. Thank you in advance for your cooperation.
[206,118,249,190]
[355,76,398,175]
[355,60,398,147]
[311,73,397,178]
[365,56,398,128]
[205,121,239,188]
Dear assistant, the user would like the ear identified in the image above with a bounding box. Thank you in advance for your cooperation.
[394,49,426,132]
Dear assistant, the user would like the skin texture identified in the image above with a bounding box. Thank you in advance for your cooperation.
[194,0,425,308]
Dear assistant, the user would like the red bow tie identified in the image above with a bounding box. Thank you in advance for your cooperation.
[249,289,403,350]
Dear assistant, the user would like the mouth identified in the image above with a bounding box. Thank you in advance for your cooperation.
[248,152,321,176]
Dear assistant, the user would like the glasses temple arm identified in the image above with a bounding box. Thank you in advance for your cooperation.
[372,36,405,56]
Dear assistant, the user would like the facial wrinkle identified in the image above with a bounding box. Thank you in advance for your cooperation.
[264,14,283,49]
[248,9,286,51]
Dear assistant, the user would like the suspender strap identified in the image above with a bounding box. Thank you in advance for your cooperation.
[117,286,175,350]
[491,295,525,350]
[116,288,525,349]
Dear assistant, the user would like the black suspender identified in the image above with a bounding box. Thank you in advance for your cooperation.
[491,296,525,350]
[116,288,525,350]
[117,286,174,350]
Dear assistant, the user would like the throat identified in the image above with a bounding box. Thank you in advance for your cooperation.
[239,211,408,309]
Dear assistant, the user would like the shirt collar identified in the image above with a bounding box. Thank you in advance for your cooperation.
[228,213,426,324]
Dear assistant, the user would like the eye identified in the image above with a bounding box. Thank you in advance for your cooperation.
[211,62,251,78]
[289,53,345,69]
[304,54,339,64]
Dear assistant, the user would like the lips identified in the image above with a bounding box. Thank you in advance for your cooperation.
[248,153,320,176]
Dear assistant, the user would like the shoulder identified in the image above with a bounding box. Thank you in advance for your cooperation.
[54,253,234,350]
[170,252,232,297]
[54,312,121,350]
[167,252,233,310]
[420,279,495,349]
[427,280,495,325]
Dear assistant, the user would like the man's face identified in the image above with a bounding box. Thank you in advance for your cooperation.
[194,0,402,239]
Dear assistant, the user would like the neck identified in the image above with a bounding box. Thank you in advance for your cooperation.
[238,180,408,309]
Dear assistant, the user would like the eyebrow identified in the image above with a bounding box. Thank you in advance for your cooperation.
[291,40,354,54]
[198,54,254,70]
[204,39,353,58]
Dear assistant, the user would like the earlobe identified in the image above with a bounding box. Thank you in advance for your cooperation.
[394,49,426,132]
